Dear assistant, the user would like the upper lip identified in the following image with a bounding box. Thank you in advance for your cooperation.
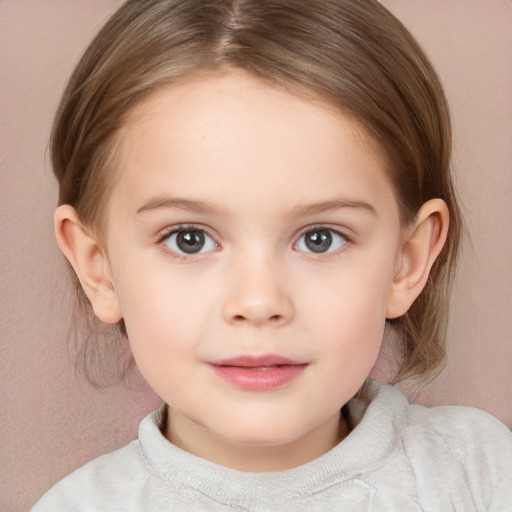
[209,355,306,367]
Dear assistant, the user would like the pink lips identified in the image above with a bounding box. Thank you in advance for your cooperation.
[207,355,307,391]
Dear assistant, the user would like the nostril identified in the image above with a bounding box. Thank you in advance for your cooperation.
[231,313,283,323]
[223,295,293,326]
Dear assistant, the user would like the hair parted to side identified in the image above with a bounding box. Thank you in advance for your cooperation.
[52,0,461,386]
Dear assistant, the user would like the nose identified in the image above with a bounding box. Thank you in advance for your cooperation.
[221,257,294,327]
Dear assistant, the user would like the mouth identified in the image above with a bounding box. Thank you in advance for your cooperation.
[207,355,308,391]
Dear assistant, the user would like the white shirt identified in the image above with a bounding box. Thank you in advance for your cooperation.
[32,383,512,511]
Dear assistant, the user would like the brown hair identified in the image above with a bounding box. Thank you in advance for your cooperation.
[52,0,461,385]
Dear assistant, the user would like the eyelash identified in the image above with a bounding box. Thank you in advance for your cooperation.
[156,224,219,261]
[156,224,351,260]
[294,224,351,257]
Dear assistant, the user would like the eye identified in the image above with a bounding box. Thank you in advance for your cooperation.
[163,228,217,255]
[295,228,347,254]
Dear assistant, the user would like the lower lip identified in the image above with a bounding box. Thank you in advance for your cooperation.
[209,364,307,391]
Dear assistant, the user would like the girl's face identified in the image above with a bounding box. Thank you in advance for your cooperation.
[103,71,404,470]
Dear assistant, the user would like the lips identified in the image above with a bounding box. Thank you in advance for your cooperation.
[207,355,307,391]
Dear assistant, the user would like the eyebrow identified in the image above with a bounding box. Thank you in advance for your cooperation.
[136,196,377,217]
[136,197,227,216]
[290,199,377,218]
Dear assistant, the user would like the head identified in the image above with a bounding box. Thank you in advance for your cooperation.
[52,0,460,391]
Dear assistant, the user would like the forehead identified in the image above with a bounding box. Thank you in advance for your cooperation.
[111,71,396,217]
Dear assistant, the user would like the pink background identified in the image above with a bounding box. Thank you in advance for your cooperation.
[1,1,511,510]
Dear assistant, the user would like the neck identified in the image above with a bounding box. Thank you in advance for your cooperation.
[164,408,349,472]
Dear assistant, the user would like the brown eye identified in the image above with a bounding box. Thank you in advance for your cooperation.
[296,228,346,254]
[176,231,205,253]
[164,229,217,255]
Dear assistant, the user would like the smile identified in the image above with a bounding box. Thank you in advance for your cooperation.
[207,355,308,391]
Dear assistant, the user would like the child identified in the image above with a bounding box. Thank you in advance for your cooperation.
[33,0,512,510]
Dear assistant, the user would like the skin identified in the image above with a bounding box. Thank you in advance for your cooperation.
[56,71,448,472]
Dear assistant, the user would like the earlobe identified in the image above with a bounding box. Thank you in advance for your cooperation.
[386,199,449,319]
[54,205,123,324]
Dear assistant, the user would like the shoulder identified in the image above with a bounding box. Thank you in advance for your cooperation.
[362,384,512,469]
[31,440,153,511]
[405,400,512,458]
[403,399,512,509]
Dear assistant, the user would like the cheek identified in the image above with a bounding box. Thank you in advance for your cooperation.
[310,264,392,321]
[303,264,393,357]
[118,279,210,397]
[112,260,215,359]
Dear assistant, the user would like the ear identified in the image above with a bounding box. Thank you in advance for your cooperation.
[54,205,123,324]
[386,199,449,319]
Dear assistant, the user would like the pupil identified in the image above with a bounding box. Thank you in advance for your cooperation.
[305,230,332,253]
[177,230,205,253]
